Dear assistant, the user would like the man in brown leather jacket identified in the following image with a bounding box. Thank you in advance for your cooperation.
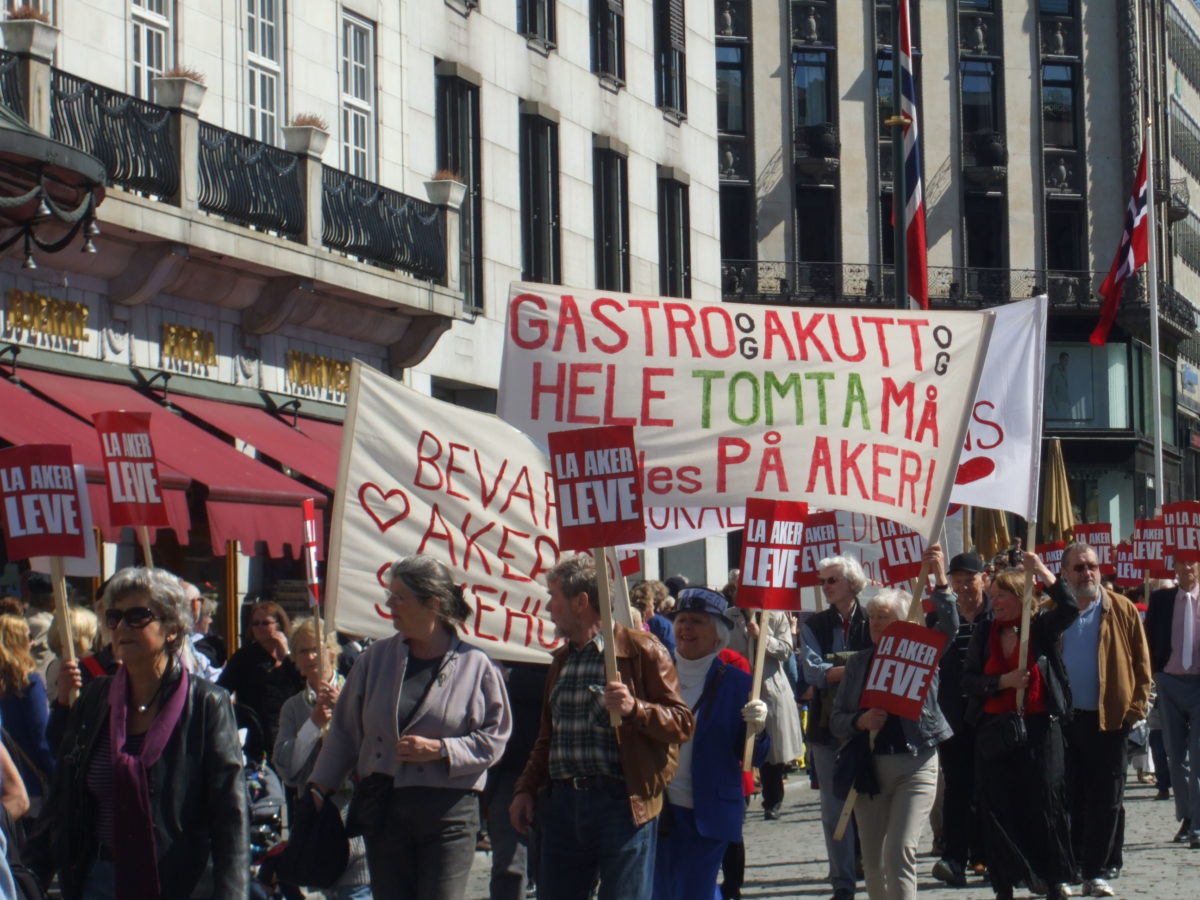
[509,554,694,900]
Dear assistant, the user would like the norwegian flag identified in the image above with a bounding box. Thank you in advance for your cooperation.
[898,0,927,310]
[1090,142,1149,345]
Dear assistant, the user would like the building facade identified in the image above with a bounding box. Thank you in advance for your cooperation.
[718,0,1200,542]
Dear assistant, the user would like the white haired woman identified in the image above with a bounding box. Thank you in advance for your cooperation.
[652,587,768,900]
[831,545,959,900]
[309,554,511,900]
[36,567,248,899]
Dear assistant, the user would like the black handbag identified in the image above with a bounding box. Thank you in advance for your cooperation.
[275,791,351,888]
[344,772,392,838]
[977,712,1028,761]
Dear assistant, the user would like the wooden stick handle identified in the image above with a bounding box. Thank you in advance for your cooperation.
[1015,523,1036,710]
[593,548,623,730]
[50,557,78,705]
[906,560,931,622]
[743,610,771,772]
[139,526,153,568]
[833,729,877,839]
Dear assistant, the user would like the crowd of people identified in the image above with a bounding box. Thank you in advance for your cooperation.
[0,538,1193,900]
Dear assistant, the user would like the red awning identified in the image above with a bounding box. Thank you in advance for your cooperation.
[295,416,344,452]
[0,375,191,543]
[169,394,339,489]
[16,370,321,558]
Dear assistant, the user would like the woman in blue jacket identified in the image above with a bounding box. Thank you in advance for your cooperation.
[653,587,768,900]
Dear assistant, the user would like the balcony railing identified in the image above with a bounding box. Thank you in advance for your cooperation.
[720,260,1198,331]
[0,50,21,115]
[50,69,178,198]
[322,167,445,281]
[198,123,304,237]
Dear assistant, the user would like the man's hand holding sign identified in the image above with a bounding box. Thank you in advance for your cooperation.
[548,425,646,729]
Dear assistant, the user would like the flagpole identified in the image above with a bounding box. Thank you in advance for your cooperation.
[891,0,906,311]
[1145,118,1165,506]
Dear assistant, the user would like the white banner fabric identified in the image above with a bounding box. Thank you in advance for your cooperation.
[500,285,994,538]
[948,295,1047,520]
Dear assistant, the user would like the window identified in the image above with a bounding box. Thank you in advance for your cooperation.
[1041,63,1077,148]
[964,194,1006,268]
[797,187,837,263]
[437,74,484,310]
[593,147,629,291]
[716,45,746,134]
[520,112,560,283]
[591,1,625,83]
[960,59,999,134]
[794,51,831,127]
[519,0,556,47]
[5,0,54,21]
[655,0,687,116]
[877,53,894,137]
[1046,198,1084,270]
[131,0,170,100]
[658,177,690,297]
[719,186,755,261]
[340,15,375,179]
[247,1,283,143]
[1039,0,1071,12]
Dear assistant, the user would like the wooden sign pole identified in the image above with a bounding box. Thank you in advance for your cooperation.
[139,525,153,568]
[1015,522,1037,711]
[833,730,877,840]
[743,609,771,772]
[50,556,78,704]
[592,547,624,730]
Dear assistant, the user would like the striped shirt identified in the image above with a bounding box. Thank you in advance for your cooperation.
[547,636,623,781]
[87,730,146,847]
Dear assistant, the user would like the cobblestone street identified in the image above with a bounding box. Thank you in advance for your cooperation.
[465,773,1195,899]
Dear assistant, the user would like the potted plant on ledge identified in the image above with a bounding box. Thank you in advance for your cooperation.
[282,113,330,157]
[152,65,207,113]
[424,168,466,208]
[0,4,59,60]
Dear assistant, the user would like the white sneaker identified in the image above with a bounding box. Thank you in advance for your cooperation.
[1084,878,1115,897]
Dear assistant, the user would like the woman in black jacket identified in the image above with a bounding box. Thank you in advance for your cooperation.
[961,557,1078,900]
[37,567,248,899]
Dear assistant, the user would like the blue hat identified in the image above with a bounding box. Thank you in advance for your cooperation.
[667,587,736,629]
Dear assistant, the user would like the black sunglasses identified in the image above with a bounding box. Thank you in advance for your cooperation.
[105,606,160,630]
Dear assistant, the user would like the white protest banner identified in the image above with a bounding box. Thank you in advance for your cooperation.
[327,362,564,663]
[949,296,1046,519]
[500,285,994,537]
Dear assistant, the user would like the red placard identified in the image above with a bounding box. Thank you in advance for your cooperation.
[1115,541,1140,589]
[1133,518,1173,578]
[1072,523,1115,574]
[0,444,87,560]
[1163,501,1200,563]
[548,425,645,551]
[796,510,840,588]
[860,621,949,721]
[735,498,809,610]
[616,549,641,577]
[92,411,169,528]
[877,518,925,585]
[1036,541,1066,577]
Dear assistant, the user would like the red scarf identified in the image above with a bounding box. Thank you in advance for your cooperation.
[108,662,190,900]
[982,622,1046,715]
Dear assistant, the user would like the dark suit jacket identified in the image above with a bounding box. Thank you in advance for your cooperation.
[1146,586,1182,673]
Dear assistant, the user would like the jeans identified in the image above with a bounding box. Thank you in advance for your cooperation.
[484,769,530,900]
[1150,728,1171,791]
[854,749,938,900]
[811,741,858,894]
[336,885,374,900]
[82,859,115,900]
[1063,710,1127,880]
[364,786,479,900]
[653,804,725,900]
[936,724,981,866]
[0,828,15,900]
[1156,672,1200,835]
[539,780,657,900]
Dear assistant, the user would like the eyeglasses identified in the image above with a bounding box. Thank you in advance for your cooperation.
[251,619,278,627]
[1072,562,1100,572]
[819,577,841,585]
[105,606,160,630]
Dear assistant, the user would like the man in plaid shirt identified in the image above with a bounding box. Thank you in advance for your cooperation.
[510,554,694,900]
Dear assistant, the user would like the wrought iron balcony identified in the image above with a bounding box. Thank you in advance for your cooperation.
[199,123,304,237]
[0,50,21,115]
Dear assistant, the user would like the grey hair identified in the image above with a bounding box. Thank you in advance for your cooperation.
[547,554,599,612]
[388,555,470,626]
[713,617,731,650]
[817,555,868,594]
[1063,542,1096,569]
[866,588,911,619]
[101,567,193,654]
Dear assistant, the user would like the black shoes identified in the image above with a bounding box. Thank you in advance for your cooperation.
[1173,818,1192,842]
[763,804,781,821]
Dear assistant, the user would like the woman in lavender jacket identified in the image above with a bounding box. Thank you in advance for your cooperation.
[310,555,512,900]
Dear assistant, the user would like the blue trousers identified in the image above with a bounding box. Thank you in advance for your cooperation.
[653,804,725,900]
[812,741,858,893]
[539,781,657,900]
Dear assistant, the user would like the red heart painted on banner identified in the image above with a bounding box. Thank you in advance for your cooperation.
[375,563,394,620]
[358,483,410,532]
[954,457,996,486]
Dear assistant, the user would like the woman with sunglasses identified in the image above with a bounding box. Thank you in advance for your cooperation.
[217,599,304,749]
[35,567,248,899]
[962,556,1078,900]
[309,554,511,900]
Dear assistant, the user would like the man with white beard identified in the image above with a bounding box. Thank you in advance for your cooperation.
[1037,543,1151,898]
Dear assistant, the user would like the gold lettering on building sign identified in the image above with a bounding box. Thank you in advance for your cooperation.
[4,289,90,345]
[286,350,351,396]
[161,322,217,368]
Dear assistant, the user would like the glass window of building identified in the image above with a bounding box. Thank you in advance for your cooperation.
[340,14,376,179]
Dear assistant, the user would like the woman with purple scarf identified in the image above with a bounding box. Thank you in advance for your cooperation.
[35,567,248,899]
